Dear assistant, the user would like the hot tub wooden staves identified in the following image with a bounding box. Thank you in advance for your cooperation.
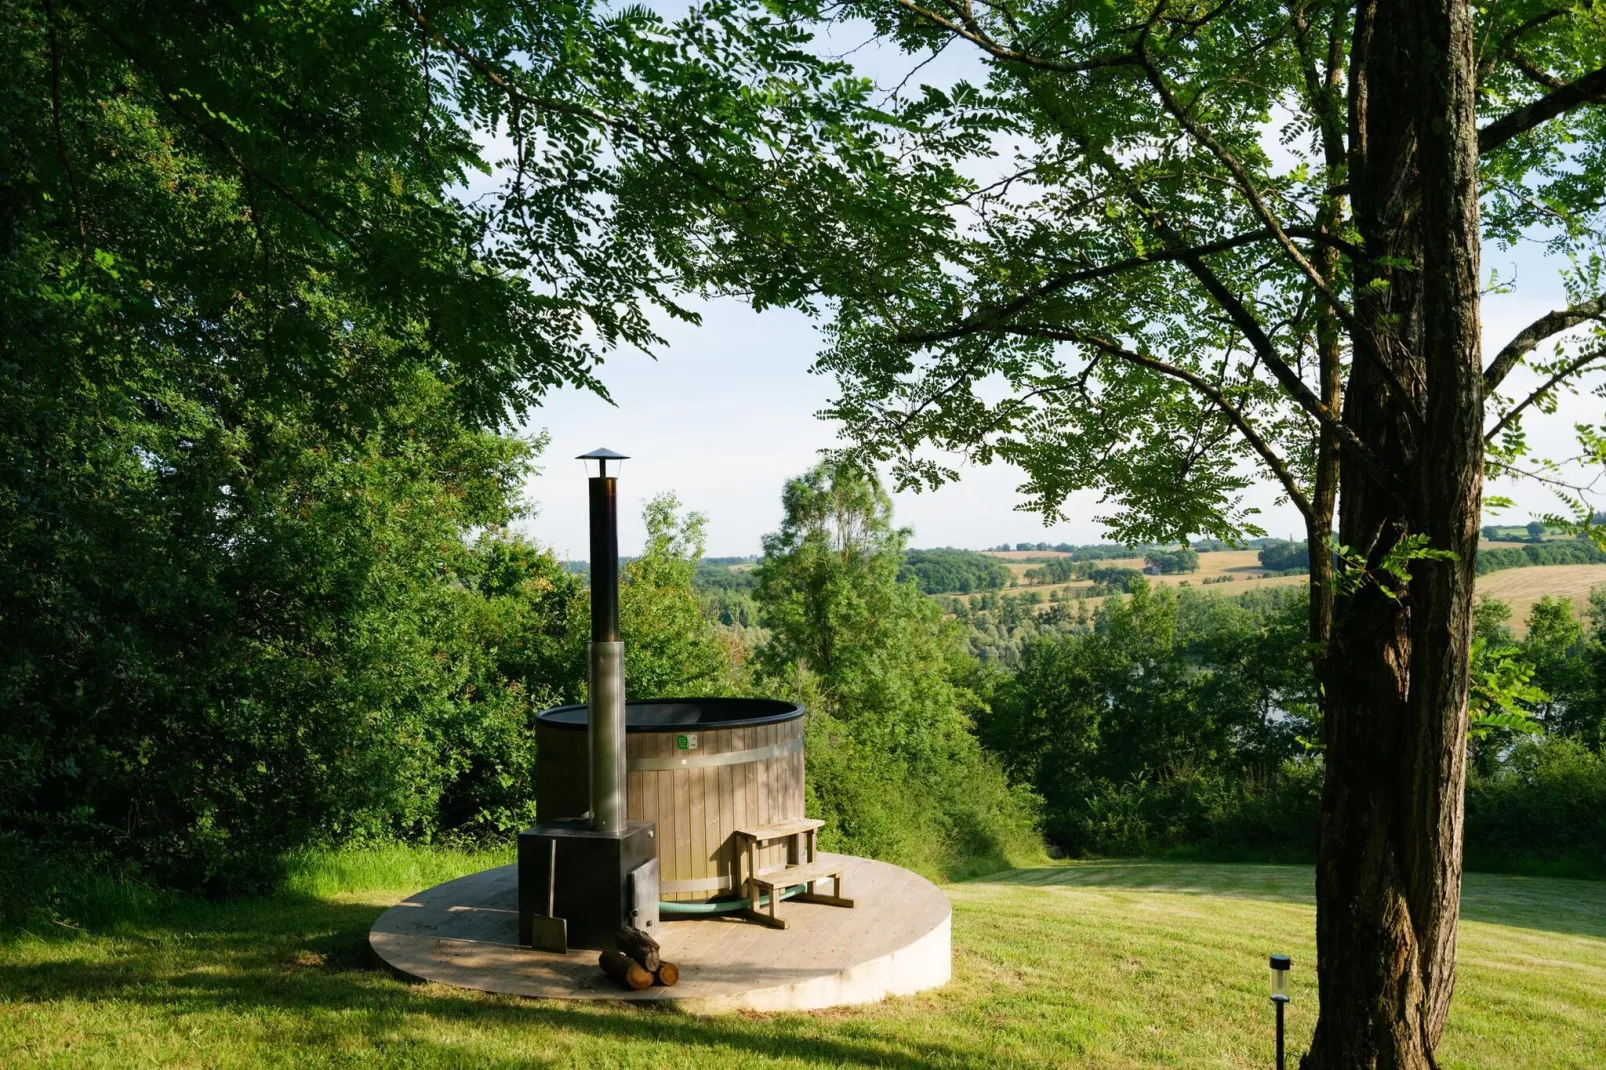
[534,699,807,902]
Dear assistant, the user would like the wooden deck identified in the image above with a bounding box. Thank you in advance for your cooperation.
[368,853,951,1012]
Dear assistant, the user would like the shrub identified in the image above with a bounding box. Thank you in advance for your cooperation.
[1465,737,1606,879]
[755,461,1044,879]
[1258,540,1310,572]
[1144,548,1200,574]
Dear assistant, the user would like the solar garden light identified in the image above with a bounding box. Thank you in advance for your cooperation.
[1269,954,1291,1070]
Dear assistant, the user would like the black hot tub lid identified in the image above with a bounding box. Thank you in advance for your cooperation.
[536,697,803,732]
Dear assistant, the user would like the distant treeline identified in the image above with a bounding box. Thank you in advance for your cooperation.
[1476,538,1606,574]
[996,538,1283,556]
[992,541,1140,559]
[898,548,1012,594]
[1021,552,1196,585]
[1023,558,1142,585]
[1250,536,1606,577]
[567,557,759,591]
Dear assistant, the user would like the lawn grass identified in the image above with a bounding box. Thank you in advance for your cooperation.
[2,852,1602,1068]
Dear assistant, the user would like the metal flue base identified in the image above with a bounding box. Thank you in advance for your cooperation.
[517,819,657,951]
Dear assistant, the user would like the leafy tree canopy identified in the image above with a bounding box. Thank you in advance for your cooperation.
[764,1,1606,1061]
[619,494,738,698]
[0,0,887,891]
[752,458,1041,875]
[805,0,1606,544]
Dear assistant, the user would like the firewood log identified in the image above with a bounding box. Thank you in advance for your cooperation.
[614,926,662,972]
[653,961,679,987]
[598,950,653,990]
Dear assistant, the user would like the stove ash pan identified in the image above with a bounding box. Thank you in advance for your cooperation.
[536,699,806,903]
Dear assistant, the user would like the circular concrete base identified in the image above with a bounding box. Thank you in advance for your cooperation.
[369,853,951,1012]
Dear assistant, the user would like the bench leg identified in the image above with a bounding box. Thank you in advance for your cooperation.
[796,871,855,909]
[743,910,789,930]
[742,882,789,929]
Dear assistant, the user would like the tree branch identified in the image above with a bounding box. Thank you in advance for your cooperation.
[1485,348,1606,442]
[895,226,1360,347]
[1135,22,1424,432]
[1486,455,1606,497]
[1476,7,1570,83]
[1000,323,1314,518]
[1510,50,1568,90]
[1479,65,1606,153]
[1289,0,1346,171]
[1483,292,1606,390]
[390,0,800,263]
[44,0,88,259]
[883,0,1405,499]
[889,0,1139,74]
[392,0,628,131]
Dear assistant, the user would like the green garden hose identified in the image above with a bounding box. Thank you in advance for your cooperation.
[658,884,806,915]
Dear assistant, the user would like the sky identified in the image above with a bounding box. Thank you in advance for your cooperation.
[511,10,1604,561]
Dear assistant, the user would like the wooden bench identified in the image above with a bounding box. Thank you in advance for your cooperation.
[734,818,854,929]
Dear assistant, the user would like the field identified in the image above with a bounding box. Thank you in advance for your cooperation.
[2,849,1602,1068]
[983,549,1079,560]
[982,548,1273,581]
[960,551,1606,634]
[1476,564,1606,632]
[971,548,1286,602]
[948,549,1302,612]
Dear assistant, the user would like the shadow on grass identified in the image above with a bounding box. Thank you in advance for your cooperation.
[969,861,1606,940]
[0,894,961,1070]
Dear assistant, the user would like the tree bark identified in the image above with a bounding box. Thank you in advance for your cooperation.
[1305,0,1483,1065]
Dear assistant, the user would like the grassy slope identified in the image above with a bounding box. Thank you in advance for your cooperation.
[3,852,1602,1068]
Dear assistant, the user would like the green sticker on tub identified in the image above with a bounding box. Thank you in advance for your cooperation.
[676,733,697,750]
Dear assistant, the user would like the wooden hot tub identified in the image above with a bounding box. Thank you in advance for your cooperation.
[535,698,805,902]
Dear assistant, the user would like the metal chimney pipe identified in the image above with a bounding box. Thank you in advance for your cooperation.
[580,448,628,835]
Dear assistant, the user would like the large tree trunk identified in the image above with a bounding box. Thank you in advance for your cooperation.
[1305,0,1484,1065]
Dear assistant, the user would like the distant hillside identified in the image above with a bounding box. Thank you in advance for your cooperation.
[693,558,758,592]
[900,548,1012,594]
[986,538,1285,558]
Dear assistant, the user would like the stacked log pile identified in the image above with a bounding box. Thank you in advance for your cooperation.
[598,927,678,990]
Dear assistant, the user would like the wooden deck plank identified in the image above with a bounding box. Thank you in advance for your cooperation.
[368,854,949,1010]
